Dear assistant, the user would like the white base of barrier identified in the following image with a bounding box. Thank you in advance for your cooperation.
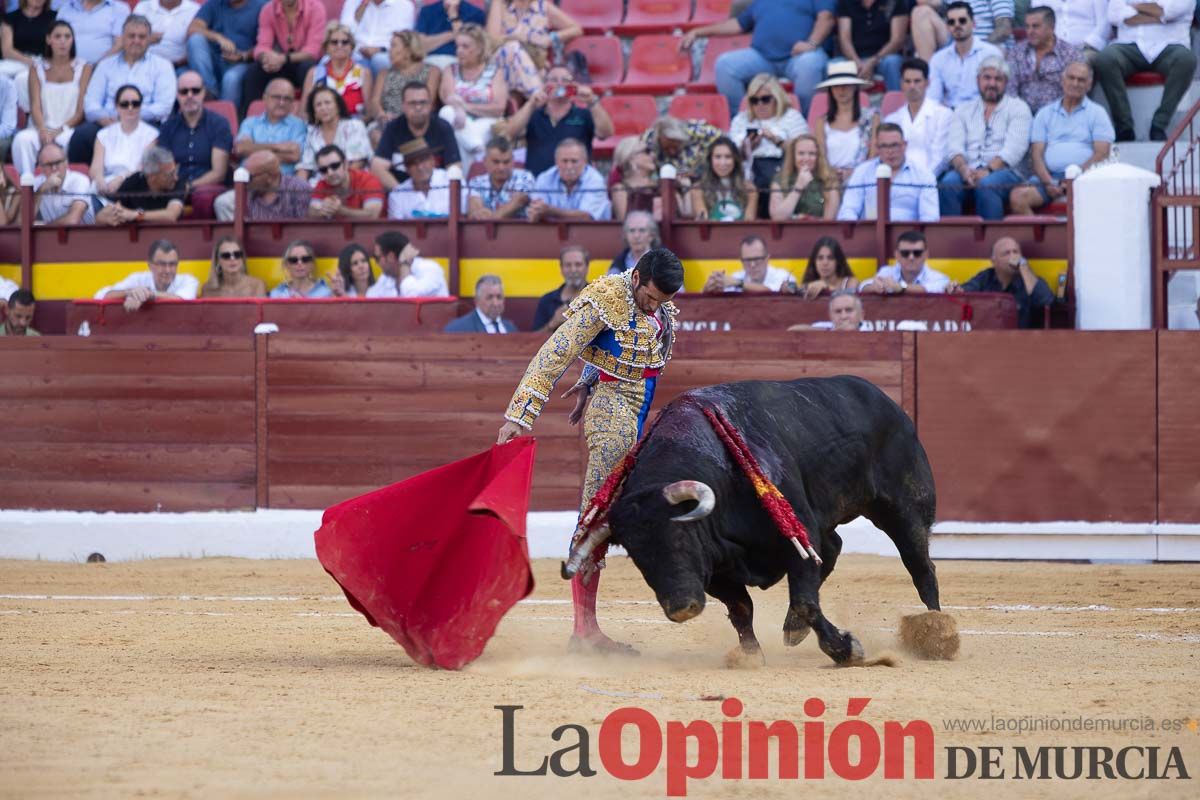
[0,510,1197,563]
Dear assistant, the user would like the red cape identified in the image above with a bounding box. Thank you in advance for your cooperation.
[314,438,537,669]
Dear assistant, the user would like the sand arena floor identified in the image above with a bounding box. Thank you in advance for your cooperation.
[1,555,1198,799]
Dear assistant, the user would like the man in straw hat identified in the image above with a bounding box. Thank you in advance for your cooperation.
[387,137,451,219]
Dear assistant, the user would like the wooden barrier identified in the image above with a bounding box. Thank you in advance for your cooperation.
[2,331,1196,522]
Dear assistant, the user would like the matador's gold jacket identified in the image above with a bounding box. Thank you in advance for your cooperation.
[504,271,678,429]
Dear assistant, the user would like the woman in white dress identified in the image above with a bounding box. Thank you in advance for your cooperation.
[295,85,371,181]
[89,84,158,196]
[11,20,92,176]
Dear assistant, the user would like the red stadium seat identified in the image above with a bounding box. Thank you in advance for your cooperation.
[880,90,905,118]
[204,100,238,138]
[616,34,692,94]
[668,93,731,130]
[245,99,267,119]
[1126,71,1165,87]
[565,36,624,92]
[617,0,692,35]
[559,0,624,36]
[807,90,869,129]
[687,33,750,93]
[689,0,734,28]
[592,94,658,159]
[1042,201,1069,216]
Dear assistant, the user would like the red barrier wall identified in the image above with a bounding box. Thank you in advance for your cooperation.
[1158,332,1200,522]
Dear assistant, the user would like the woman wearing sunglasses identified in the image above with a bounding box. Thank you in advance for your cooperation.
[201,236,266,298]
[730,73,808,219]
[300,23,372,119]
[269,239,333,298]
[89,84,158,196]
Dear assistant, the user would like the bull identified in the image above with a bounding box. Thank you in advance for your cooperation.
[565,375,942,666]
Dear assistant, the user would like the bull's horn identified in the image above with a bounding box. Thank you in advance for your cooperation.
[562,524,612,579]
[664,480,715,522]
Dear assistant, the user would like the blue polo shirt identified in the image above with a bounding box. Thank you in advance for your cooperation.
[525,105,595,177]
[237,113,308,174]
[193,0,267,53]
[157,109,234,183]
[1031,97,1115,176]
[415,0,486,57]
[737,0,836,61]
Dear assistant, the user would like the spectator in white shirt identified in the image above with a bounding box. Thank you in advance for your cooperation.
[701,234,798,294]
[1093,0,1197,142]
[860,230,952,294]
[386,136,449,218]
[884,57,952,174]
[366,229,449,297]
[32,142,95,224]
[95,238,199,312]
[928,1,1002,108]
[134,0,200,69]
[729,73,809,217]
[341,0,416,75]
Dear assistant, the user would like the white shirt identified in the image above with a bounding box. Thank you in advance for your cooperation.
[94,270,200,299]
[885,99,954,175]
[1108,0,1193,63]
[475,308,507,333]
[388,168,450,219]
[0,275,18,302]
[729,108,809,160]
[134,0,200,64]
[341,0,417,52]
[928,38,1004,109]
[859,262,952,294]
[365,256,449,298]
[727,264,795,292]
[96,120,159,179]
[34,171,96,224]
[1044,0,1112,51]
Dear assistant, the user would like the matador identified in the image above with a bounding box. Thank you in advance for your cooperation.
[497,248,685,654]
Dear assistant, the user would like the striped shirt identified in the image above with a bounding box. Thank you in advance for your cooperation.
[969,0,1014,40]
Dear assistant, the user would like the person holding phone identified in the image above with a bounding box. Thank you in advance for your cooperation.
[729,73,808,219]
[500,62,612,177]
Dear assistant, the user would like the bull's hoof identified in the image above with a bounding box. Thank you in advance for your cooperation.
[840,634,865,666]
[783,624,811,647]
[783,607,811,646]
[568,634,640,657]
[724,644,765,669]
[820,630,865,666]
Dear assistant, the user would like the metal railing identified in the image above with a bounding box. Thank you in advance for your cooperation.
[1151,94,1200,327]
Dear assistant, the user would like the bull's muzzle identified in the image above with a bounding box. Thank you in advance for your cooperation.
[663,480,715,522]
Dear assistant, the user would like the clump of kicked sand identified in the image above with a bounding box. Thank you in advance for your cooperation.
[899,611,960,660]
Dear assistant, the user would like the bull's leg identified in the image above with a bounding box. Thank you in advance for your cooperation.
[782,528,841,647]
[784,556,863,665]
[866,503,941,611]
[707,576,764,668]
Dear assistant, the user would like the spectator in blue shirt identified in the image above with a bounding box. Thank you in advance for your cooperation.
[234,75,306,174]
[1009,60,1113,215]
[837,122,939,222]
[415,0,484,64]
[927,1,1001,108]
[156,70,233,217]
[184,0,265,113]
[55,0,128,63]
[70,14,175,163]
[681,0,836,116]
[528,138,611,222]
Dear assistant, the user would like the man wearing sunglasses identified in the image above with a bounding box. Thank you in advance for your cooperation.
[95,238,199,312]
[155,71,233,218]
[309,144,384,219]
[859,230,951,294]
[927,1,1001,109]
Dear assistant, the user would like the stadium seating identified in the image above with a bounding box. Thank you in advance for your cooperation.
[617,0,693,35]
[669,93,731,130]
[689,0,734,27]
[618,34,693,94]
[687,34,750,93]
[880,91,905,118]
[204,100,239,139]
[592,94,658,158]
[560,0,624,36]
[565,36,624,92]
[245,99,267,120]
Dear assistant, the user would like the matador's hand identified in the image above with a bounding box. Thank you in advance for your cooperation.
[562,382,591,426]
[497,420,525,445]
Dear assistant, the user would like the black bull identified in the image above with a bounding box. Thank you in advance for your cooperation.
[594,375,941,665]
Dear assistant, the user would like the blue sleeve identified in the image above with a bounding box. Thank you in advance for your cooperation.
[736,1,755,31]
[815,0,837,15]
[212,116,233,151]
[196,1,215,26]
[84,60,108,121]
[145,59,177,121]
[111,2,129,38]
[414,4,434,33]
[1030,106,1049,143]
[462,2,485,23]
[918,182,939,222]
[1092,106,1115,143]
[836,172,864,220]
